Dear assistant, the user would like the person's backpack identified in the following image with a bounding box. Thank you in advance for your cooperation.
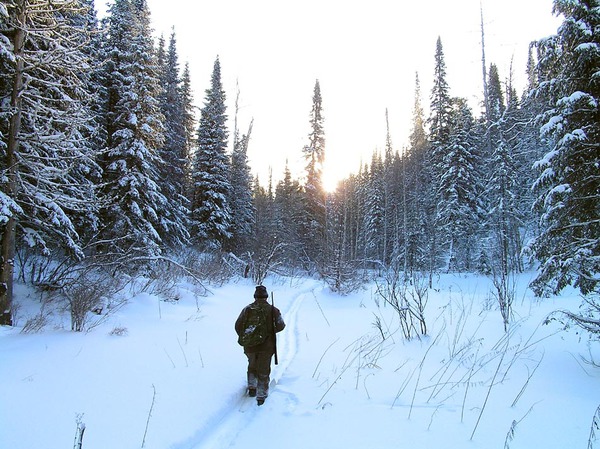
[237,303,270,347]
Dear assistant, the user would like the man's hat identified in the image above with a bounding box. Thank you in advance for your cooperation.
[254,285,268,299]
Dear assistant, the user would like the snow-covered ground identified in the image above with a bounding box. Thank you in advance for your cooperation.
[1,272,599,449]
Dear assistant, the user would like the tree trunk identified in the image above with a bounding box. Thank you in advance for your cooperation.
[0,1,25,326]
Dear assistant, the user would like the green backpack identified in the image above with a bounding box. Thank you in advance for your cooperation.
[238,303,270,347]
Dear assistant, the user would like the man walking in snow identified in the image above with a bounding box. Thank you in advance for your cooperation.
[235,285,285,405]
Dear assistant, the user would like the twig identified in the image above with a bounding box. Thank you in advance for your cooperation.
[504,402,538,449]
[177,337,189,368]
[511,353,544,407]
[312,292,331,326]
[462,343,482,423]
[428,404,442,431]
[589,404,600,449]
[470,336,509,440]
[363,373,374,399]
[312,338,340,379]
[317,351,360,406]
[408,333,441,419]
[141,385,156,448]
[198,348,205,368]
[163,348,176,368]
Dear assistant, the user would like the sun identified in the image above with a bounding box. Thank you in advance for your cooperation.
[322,159,352,193]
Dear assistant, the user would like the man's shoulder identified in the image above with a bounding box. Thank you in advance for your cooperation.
[244,301,269,311]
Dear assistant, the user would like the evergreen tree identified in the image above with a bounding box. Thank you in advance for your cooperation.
[429,38,453,153]
[228,91,254,254]
[99,0,186,261]
[382,109,399,266]
[487,63,506,124]
[323,178,359,293]
[192,56,232,248]
[301,79,327,269]
[530,0,600,296]
[157,28,190,247]
[180,62,196,200]
[426,37,453,275]
[0,0,99,324]
[437,98,482,271]
[404,73,429,273]
[518,45,551,250]
[248,172,278,280]
[482,63,523,273]
[363,151,385,264]
[274,162,304,266]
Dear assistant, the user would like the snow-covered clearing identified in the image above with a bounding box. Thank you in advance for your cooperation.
[1,273,599,449]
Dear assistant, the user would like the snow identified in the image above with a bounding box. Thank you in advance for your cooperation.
[1,273,599,449]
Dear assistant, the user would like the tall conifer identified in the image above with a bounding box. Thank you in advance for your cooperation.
[530,0,600,296]
[192,57,232,247]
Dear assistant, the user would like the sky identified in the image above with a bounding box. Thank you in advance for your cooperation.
[96,0,563,190]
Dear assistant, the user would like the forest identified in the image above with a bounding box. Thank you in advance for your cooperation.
[0,0,598,335]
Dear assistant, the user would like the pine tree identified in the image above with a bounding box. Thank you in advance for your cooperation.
[404,73,429,273]
[530,0,600,296]
[249,172,278,281]
[518,45,551,250]
[274,162,303,265]
[228,89,254,254]
[363,151,385,264]
[99,0,185,261]
[437,98,482,271]
[426,37,453,276]
[180,62,196,201]
[429,38,453,154]
[482,63,525,274]
[301,79,327,269]
[0,0,99,324]
[382,109,398,266]
[323,178,359,293]
[157,28,190,247]
[192,56,232,248]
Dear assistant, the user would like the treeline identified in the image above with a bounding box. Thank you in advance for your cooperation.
[0,0,598,327]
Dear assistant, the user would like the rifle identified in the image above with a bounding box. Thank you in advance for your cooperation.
[271,292,278,365]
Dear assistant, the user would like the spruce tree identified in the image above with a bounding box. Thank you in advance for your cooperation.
[99,0,186,261]
[192,57,232,248]
[157,28,190,247]
[382,109,398,266]
[530,0,600,296]
[249,172,278,280]
[426,37,453,275]
[437,98,482,271]
[228,92,254,254]
[363,152,385,264]
[405,73,429,273]
[301,80,327,269]
[274,162,304,265]
[180,62,197,200]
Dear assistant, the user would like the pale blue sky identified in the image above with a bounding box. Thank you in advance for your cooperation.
[97,0,562,189]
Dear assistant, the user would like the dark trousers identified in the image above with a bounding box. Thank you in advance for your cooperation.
[245,351,273,399]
